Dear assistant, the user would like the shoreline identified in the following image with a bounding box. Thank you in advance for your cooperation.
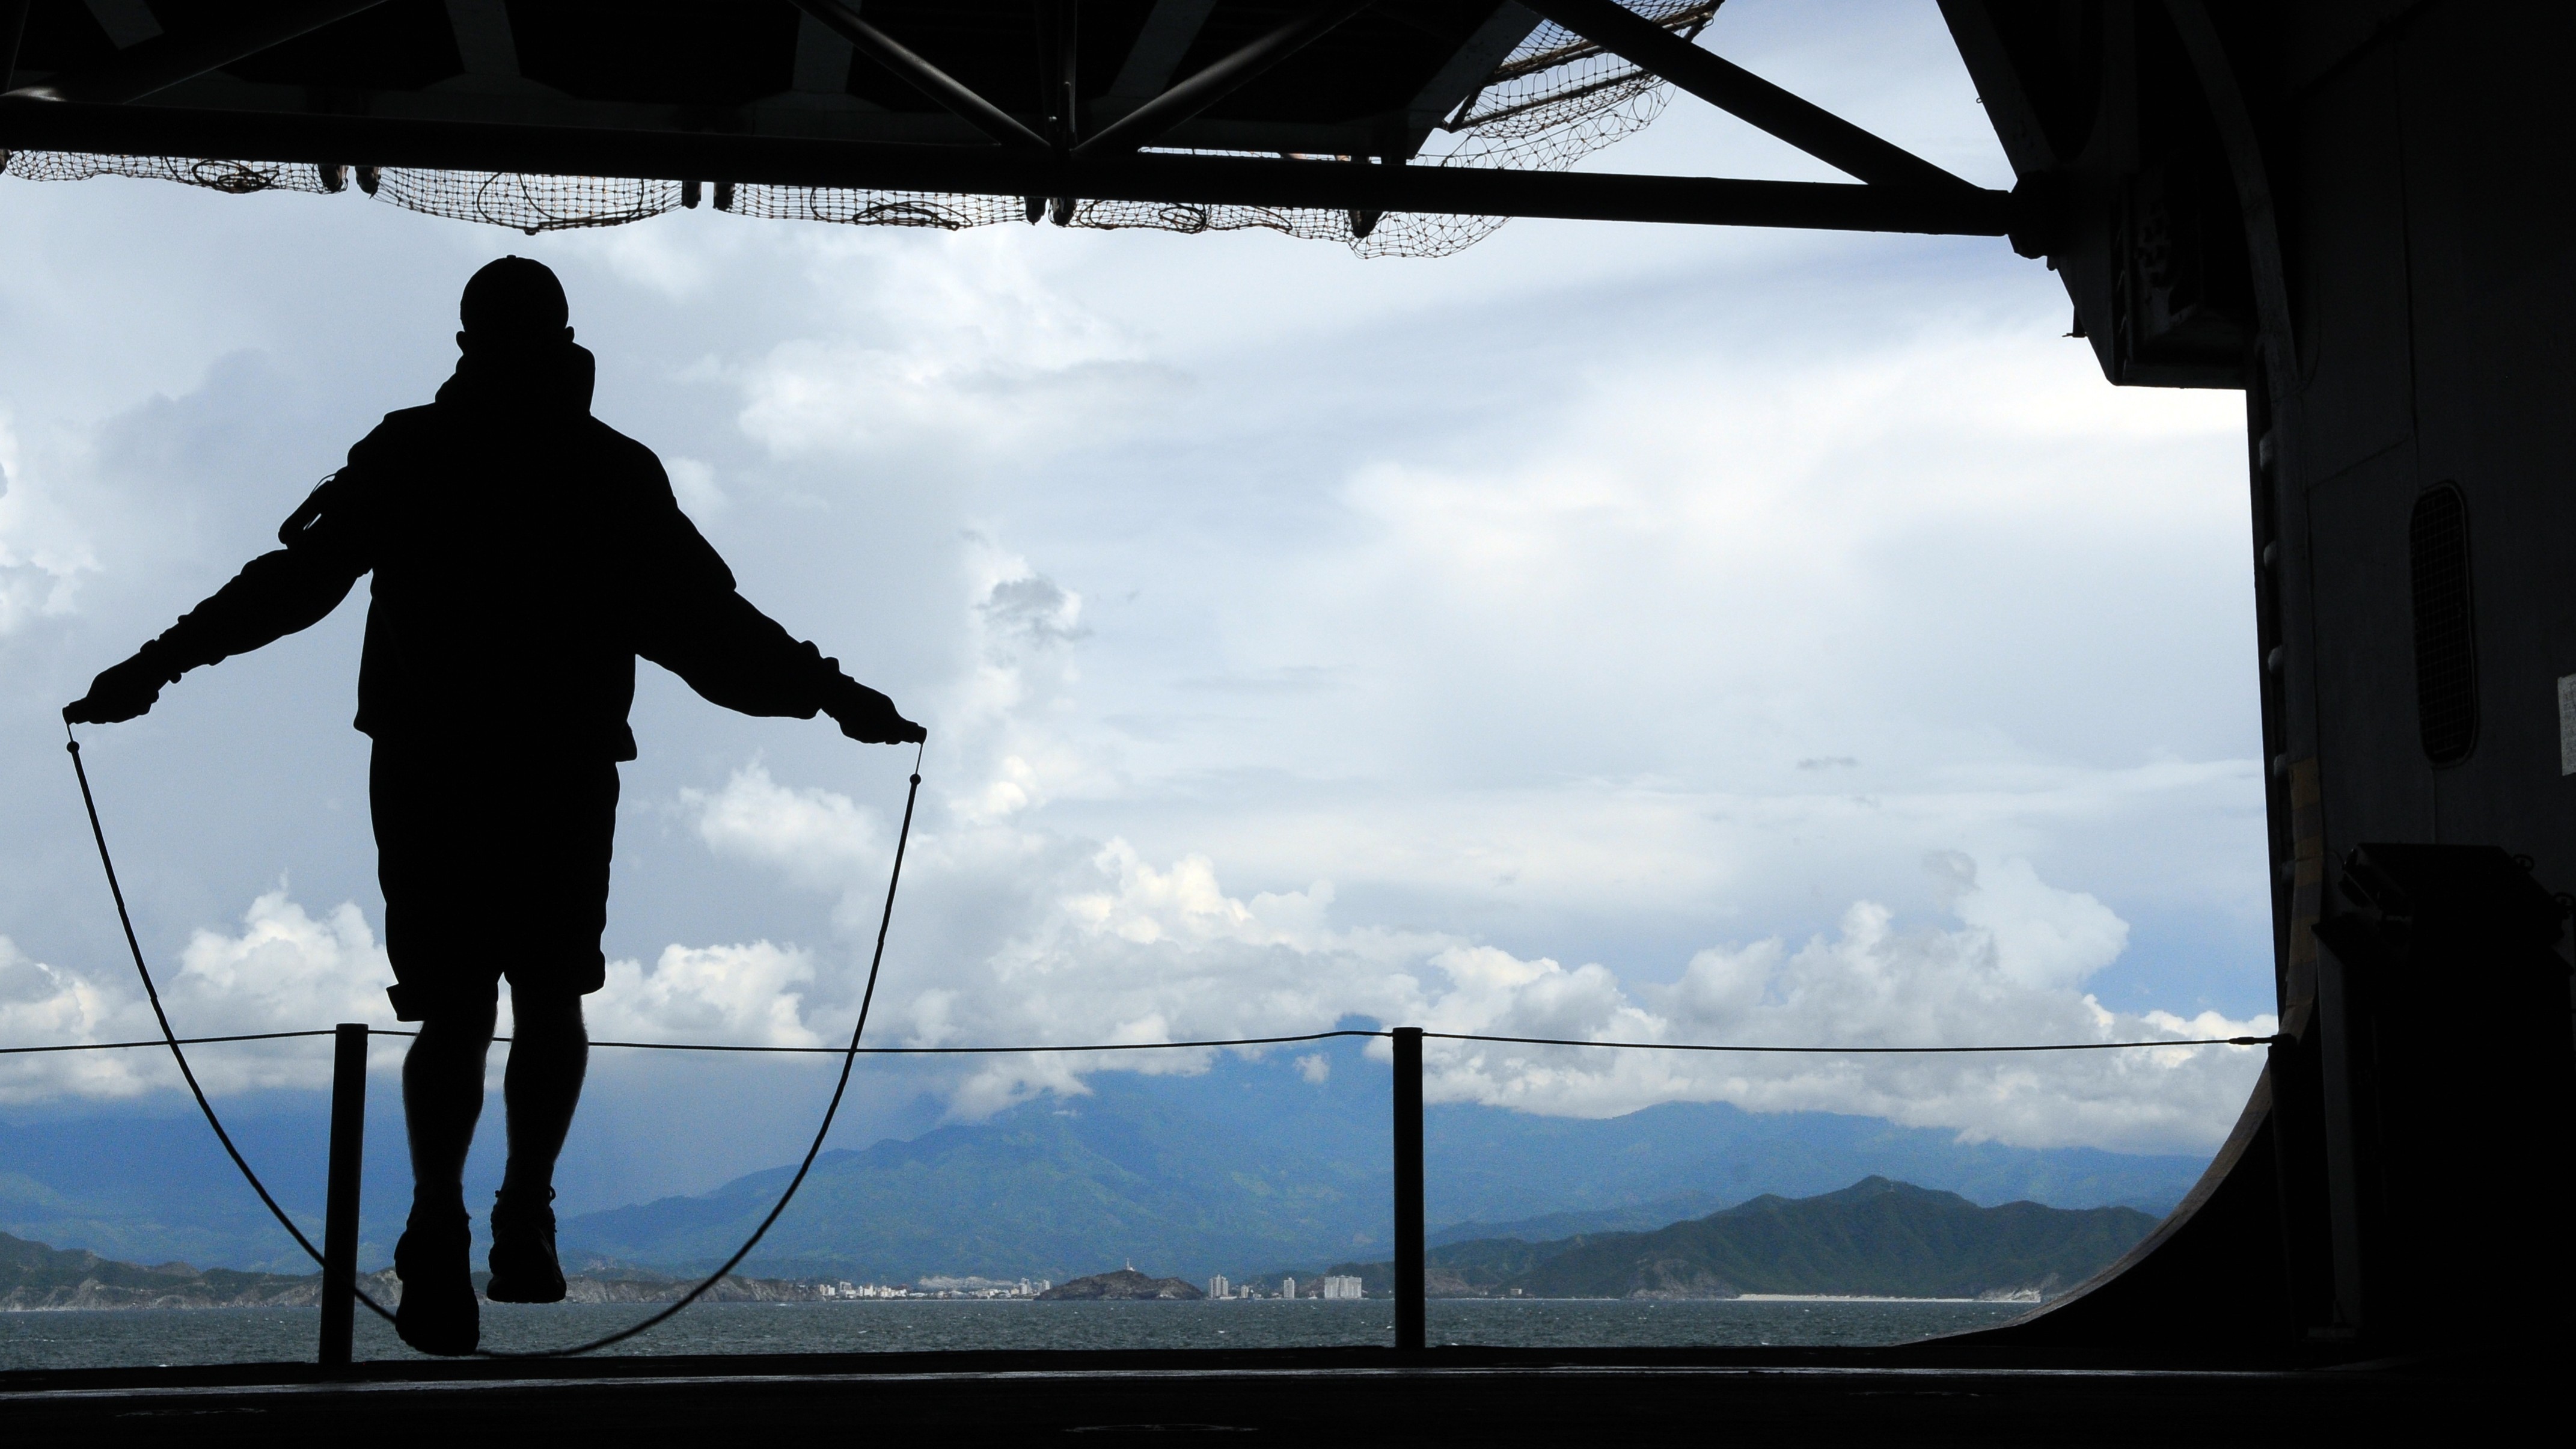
[4,1294,2044,1313]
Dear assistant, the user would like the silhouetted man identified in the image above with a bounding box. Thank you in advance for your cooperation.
[64,257,921,1356]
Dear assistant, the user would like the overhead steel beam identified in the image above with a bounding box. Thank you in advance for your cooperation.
[0,96,2016,234]
[1035,0,1080,221]
[1401,2,1540,147]
[8,1,391,105]
[82,0,160,49]
[1039,0,1078,146]
[1102,0,1216,105]
[1,1,29,95]
[789,5,854,95]
[1520,0,1978,194]
[1075,0,1375,158]
[442,0,519,80]
[790,0,1047,150]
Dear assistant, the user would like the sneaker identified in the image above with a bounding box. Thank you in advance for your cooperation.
[486,1186,566,1304]
[393,1209,480,1356]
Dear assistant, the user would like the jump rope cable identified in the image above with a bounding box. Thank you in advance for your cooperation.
[65,728,336,1280]
[66,723,926,1359]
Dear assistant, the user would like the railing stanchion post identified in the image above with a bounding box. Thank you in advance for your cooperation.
[319,1022,367,1370]
[1393,1025,1424,1353]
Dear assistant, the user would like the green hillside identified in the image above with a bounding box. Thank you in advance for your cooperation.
[1329,1178,2157,1299]
[0,1230,320,1309]
[564,1075,1384,1281]
[555,1065,2201,1282]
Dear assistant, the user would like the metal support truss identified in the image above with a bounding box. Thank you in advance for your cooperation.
[0,96,2016,236]
[1522,0,1978,194]
[791,0,1048,150]
[1035,0,1079,222]
[0,1,29,95]
[6,0,390,105]
[1075,0,1376,157]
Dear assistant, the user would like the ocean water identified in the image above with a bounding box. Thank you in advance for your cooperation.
[0,1298,2033,1371]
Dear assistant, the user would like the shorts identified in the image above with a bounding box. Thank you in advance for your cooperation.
[371,743,620,1022]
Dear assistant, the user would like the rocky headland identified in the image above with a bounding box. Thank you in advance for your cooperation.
[1036,1267,1204,1301]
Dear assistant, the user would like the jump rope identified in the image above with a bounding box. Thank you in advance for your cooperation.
[66,722,925,1359]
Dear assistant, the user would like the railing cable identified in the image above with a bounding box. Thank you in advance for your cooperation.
[1425,1031,2284,1053]
[1,1028,337,1055]
[5,1025,2281,1059]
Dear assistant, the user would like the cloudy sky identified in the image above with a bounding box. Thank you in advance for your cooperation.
[0,2,2272,1210]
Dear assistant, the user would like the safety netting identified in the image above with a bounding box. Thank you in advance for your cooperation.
[0,2,1721,259]
[0,149,341,194]
[1068,0,1721,259]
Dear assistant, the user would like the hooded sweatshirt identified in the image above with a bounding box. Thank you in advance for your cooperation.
[139,340,848,761]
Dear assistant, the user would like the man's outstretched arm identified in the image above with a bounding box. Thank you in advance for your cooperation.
[641,587,925,745]
[64,478,372,724]
[635,498,922,745]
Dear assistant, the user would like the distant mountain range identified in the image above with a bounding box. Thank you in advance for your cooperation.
[2,1045,2210,1279]
[5,1177,2154,1311]
[0,1230,326,1311]
[556,1052,2206,1282]
[1317,1178,2157,1300]
[0,1107,351,1273]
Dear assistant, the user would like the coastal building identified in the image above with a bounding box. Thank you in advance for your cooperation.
[818,1282,913,1299]
[1208,1275,1230,1300]
[1279,1276,1296,1300]
[1322,1276,1363,1300]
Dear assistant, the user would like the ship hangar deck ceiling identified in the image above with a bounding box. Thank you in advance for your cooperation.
[0,1,2015,238]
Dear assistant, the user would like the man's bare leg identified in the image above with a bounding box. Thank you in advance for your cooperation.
[403,1003,496,1215]
[501,991,587,1198]
[395,1002,494,1355]
[487,990,585,1303]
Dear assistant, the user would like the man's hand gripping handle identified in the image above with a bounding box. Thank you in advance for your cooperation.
[824,678,926,746]
[64,650,176,726]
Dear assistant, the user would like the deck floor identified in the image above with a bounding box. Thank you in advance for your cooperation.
[0,1345,2519,1445]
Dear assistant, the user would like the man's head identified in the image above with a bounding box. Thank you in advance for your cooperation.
[457,256,572,354]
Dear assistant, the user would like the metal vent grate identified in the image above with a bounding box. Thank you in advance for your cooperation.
[2409,483,2479,764]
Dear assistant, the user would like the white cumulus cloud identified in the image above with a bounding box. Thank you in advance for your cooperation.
[0,410,98,636]
[734,233,1167,467]
[0,890,840,1101]
[0,890,398,1101]
[591,941,824,1049]
[676,756,2269,1153]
